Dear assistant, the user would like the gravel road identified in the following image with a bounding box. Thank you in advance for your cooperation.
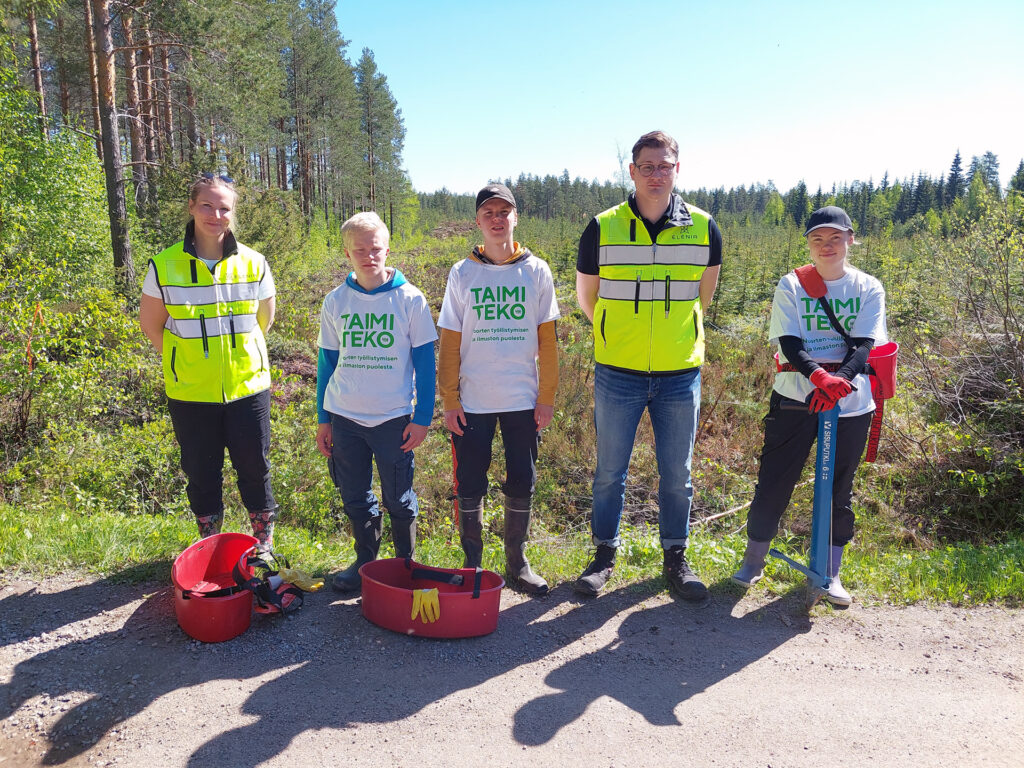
[2,572,1022,767]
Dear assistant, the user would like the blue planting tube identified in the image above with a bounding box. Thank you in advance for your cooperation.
[769,404,839,595]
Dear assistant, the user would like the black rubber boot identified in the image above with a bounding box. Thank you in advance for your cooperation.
[332,516,382,592]
[663,545,708,602]
[574,544,616,596]
[458,496,484,568]
[391,517,417,560]
[247,506,278,550]
[504,496,548,595]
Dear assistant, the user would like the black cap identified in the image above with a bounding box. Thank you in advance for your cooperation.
[475,183,517,211]
[804,206,854,236]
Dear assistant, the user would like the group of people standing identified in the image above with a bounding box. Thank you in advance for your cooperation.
[140,130,887,608]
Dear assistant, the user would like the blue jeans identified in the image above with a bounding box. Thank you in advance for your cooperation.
[591,364,701,549]
[328,413,417,523]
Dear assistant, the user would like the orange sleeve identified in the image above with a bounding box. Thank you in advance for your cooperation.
[438,328,463,411]
[536,320,559,406]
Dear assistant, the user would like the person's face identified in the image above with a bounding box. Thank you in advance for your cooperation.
[475,198,517,243]
[807,227,853,273]
[188,185,235,241]
[345,227,390,286]
[629,146,678,206]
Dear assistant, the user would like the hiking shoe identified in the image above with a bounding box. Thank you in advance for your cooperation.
[663,545,708,602]
[574,544,616,596]
[826,575,852,606]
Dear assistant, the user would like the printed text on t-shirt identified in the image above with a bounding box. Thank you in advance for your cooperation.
[470,285,527,320]
[800,296,861,332]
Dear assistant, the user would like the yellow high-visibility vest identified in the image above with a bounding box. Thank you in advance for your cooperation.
[150,240,271,402]
[593,200,712,372]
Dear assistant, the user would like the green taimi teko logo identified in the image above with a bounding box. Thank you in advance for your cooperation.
[470,285,527,320]
[800,296,861,332]
[337,312,396,347]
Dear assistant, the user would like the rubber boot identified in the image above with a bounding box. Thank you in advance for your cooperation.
[248,507,278,551]
[391,517,417,560]
[731,538,772,587]
[826,544,852,606]
[458,496,485,568]
[574,544,616,596]
[332,516,382,592]
[503,496,548,595]
[196,513,223,540]
[663,545,709,602]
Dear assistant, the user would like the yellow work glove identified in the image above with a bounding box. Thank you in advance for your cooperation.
[277,566,324,592]
[410,588,440,624]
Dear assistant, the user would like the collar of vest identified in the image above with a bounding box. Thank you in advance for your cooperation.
[626,193,694,230]
[184,219,239,260]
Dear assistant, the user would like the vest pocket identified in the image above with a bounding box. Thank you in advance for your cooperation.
[199,313,209,358]
[599,309,607,348]
[170,346,178,383]
[229,310,236,348]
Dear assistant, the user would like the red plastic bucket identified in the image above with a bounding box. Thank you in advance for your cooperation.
[360,558,505,638]
[868,341,899,399]
[171,532,257,643]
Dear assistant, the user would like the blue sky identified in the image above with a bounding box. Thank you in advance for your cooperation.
[335,0,1024,195]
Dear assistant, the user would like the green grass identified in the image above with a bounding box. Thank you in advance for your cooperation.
[2,503,1020,607]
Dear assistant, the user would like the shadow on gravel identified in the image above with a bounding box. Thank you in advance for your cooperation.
[512,578,811,744]
[0,562,170,649]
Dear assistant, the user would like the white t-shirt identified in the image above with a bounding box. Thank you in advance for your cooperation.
[769,265,887,418]
[437,253,560,413]
[318,276,437,427]
[142,260,276,299]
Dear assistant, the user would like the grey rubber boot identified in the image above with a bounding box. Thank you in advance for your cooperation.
[332,516,382,592]
[826,544,852,606]
[731,538,772,587]
[503,496,548,595]
[391,517,417,560]
[458,496,485,568]
[663,545,708,602]
[574,544,616,596]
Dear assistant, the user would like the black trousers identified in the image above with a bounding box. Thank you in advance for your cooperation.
[746,392,871,547]
[450,409,539,500]
[166,389,276,519]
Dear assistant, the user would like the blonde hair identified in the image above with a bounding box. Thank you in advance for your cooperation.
[188,174,237,203]
[341,211,389,249]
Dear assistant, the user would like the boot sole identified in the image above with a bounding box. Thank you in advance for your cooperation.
[730,573,763,588]
[331,576,361,593]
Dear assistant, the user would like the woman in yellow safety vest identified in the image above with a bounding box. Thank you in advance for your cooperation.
[140,174,279,546]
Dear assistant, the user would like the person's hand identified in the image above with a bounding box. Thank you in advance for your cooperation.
[401,422,428,452]
[534,403,554,430]
[807,388,839,413]
[410,588,440,623]
[444,406,467,436]
[315,423,333,457]
[809,368,854,400]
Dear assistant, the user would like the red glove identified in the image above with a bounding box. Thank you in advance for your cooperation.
[807,388,838,413]
[809,368,854,400]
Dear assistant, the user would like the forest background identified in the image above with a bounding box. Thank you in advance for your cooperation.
[1,0,1022,604]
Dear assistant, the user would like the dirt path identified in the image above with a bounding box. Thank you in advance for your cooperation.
[2,572,1022,768]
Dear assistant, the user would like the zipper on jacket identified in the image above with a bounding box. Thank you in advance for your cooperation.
[229,310,236,348]
[664,276,671,317]
[634,273,641,314]
[600,309,607,348]
[170,346,178,382]
[199,313,210,359]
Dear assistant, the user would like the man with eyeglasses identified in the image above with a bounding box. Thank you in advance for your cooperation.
[574,130,722,600]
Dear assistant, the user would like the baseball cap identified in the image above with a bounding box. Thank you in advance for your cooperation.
[476,183,517,211]
[804,206,854,236]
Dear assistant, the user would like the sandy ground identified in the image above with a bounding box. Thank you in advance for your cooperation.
[2,570,1022,768]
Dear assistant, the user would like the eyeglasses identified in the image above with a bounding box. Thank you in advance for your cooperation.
[634,163,676,178]
[200,172,235,184]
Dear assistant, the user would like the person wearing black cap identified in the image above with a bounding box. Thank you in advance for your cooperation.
[436,183,560,595]
[732,206,888,605]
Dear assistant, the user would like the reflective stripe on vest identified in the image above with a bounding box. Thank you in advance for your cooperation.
[150,240,271,402]
[593,201,711,373]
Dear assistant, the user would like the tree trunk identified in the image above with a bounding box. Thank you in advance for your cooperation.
[159,44,174,157]
[27,8,46,135]
[139,22,161,162]
[120,9,148,210]
[90,0,135,298]
[83,0,102,158]
[184,58,199,157]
